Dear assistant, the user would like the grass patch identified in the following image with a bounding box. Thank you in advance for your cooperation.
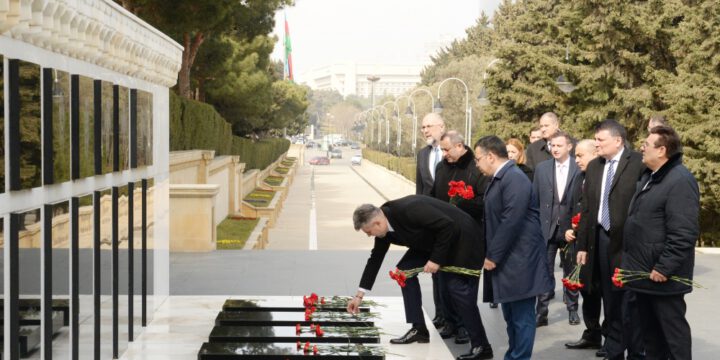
[281,159,295,167]
[264,175,285,186]
[244,189,276,207]
[217,217,260,249]
[275,166,290,174]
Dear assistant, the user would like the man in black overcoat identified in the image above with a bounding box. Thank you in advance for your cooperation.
[576,120,645,360]
[623,126,699,360]
[347,195,491,360]
[430,130,491,348]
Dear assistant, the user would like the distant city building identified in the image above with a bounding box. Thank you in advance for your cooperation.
[301,63,425,98]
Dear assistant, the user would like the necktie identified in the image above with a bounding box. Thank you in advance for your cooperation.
[557,164,566,200]
[600,160,616,231]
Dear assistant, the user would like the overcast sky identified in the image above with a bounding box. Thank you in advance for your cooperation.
[271,0,502,82]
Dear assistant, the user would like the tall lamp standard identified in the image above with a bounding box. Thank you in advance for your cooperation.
[371,106,383,145]
[394,95,414,154]
[408,88,435,155]
[436,77,471,142]
[367,75,380,109]
[381,101,396,153]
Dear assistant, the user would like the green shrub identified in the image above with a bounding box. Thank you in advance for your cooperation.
[170,92,290,171]
[362,148,417,183]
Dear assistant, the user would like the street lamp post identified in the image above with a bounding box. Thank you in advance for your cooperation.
[394,95,414,154]
[381,101,395,153]
[367,75,380,109]
[408,88,435,154]
[437,77,471,142]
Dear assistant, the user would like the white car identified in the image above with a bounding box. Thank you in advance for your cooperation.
[351,154,362,165]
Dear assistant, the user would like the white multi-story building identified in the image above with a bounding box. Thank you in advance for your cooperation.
[301,63,425,98]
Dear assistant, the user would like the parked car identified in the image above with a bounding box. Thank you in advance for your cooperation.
[330,148,343,159]
[350,142,361,150]
[306,141,317,148]
[309,156,330,165]
[351,154,362,166]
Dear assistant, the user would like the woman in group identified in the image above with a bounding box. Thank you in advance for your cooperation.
[506,138,534,180]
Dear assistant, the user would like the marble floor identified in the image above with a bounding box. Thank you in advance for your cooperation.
[119,295,454,360]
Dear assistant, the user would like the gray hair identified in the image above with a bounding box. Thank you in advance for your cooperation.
[353,204,381,230]
[576,139,596,153]
[440,130,465,146]
[540,112,559,125]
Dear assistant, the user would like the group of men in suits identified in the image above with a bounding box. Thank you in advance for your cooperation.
[526,114,698,360]
[347,111,699,360]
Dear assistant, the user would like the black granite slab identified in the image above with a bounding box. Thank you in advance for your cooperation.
[215,311,375,327]
[222,299,370,313]
[0,311,64,357]
[197,342,385,359]
[208,325,380,344]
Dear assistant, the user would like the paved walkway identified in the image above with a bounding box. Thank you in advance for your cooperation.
[170,148,720,359]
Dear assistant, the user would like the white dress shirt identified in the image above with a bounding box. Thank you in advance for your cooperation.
[597,148,625,224]
[555,157,571,201]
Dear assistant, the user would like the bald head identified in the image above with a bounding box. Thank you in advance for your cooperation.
[574,139,598,172]
[421,113,446,146]
[539,112,560,140]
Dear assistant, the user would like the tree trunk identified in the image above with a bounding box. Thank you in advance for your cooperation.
[177,32,205,99]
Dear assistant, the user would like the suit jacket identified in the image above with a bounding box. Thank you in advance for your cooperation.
[532,158,582,242]
[358,195,484,290]
[525,139,553,170]
[576,148,646,287]
[622,154,699,295]
[483,161,553,303]
[416,145,439,195]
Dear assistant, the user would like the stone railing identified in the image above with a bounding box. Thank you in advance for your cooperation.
[169,184,219,252]
[0,0,183,87]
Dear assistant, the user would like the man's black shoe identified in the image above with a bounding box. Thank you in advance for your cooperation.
[568,310,581,325]
[456,345,494,360]
[596,349,607,357]
[390,327,429,344]
[564,337,602,349]
[536,316,548,327]
[454,327,470,344]
[439,324,456,339]
[432,316,445,329]
[489,303,498,309]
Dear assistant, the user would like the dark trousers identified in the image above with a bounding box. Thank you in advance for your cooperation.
[579,283,603,342]
[634,292,691,360]
[597,227,644,360]
[537,231,580,317]
[501,297,536,360]
[397,249,430,325]
[441,272,490,347]
[439,272,462,329]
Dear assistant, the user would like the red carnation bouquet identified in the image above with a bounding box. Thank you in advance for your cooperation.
[389,266,482,288]
[611,268,704,289]
[571,213,581,229]
[562,264,584,291]
[448,180,474,205]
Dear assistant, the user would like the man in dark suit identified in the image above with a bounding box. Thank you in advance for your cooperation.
[623,126,698,360]
[563,140,605,353]
[532,131,583,327]
[474,136,553,360]
[525,112,559,169]
[576,119,645,360]
[416,113,446,195]
[347,195,492,360]
[430,130,491,346]
[414,112,447,329]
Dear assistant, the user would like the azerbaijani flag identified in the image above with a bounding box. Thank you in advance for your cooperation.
[283,13,294,82]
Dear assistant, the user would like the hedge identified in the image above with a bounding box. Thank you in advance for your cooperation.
[170,92,289,171]
[362,148,416,183]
